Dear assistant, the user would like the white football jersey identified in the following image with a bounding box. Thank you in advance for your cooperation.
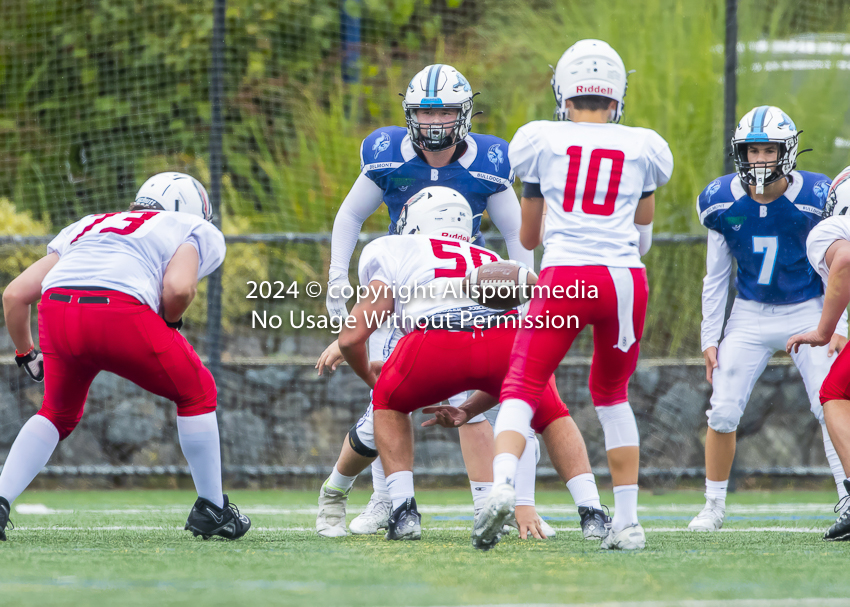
[43,210,226,313]
[510,120,673,269]
[358,234,502,333]
[806,216,850,283]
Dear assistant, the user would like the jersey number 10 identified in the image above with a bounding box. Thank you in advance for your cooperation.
[563,146,625,217]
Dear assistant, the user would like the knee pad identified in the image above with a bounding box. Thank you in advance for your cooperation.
[348,424,378,458]
[493,399,534,438]
[37,409,78,441]
[706,402,742,434]
[595,402,640,450]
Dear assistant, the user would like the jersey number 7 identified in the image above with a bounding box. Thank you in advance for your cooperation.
[563,146,625,216]
[753,236,778,286]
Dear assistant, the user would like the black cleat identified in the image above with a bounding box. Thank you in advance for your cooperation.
[385,498,421,541]
[0,496,12,541]
[579,505,611,540]
[184,494,251,540]
[824,480,850,541]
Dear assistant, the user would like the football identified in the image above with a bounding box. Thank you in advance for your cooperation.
[464,261,538,310]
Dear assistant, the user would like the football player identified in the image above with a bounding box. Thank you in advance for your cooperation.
[317,64,538,537]
[788,166,850,540]
[0,173,250,541]
[688,107,848,532]
[335,186,607,543]
[474,39,674,551]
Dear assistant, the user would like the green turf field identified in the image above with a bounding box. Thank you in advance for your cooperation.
[1,488,849,606]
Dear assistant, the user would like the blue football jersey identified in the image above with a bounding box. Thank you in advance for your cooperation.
[359,126,514,242]
[697,171,832,304]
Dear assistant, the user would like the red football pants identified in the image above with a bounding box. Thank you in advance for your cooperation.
[38,288,217,439]
[500,266,648,411]
[371,326,569,434]
[820,342,850,404]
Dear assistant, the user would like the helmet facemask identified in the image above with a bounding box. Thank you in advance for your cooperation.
[732,138,797,195]
[403,103,473,152]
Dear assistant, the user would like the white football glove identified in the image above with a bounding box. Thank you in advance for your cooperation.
[326,273,352,321]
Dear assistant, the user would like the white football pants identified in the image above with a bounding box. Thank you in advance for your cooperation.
[708,297,849,433]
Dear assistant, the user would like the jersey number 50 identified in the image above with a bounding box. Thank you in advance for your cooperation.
[563,146,625,216]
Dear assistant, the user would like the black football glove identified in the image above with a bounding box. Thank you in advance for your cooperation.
[165,318,183,331]
[15,348,44,383]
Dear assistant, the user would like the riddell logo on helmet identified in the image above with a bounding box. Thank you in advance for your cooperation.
[441,232,469,241]
[575,85,613,95]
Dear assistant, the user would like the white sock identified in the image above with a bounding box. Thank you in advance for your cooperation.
[821,424,848,500]
[328,465,357,492]
[386,471,415,510]
[705,479,728,506]
[0,415,60,505]
[566,472,602,510]
[493,453,519,487]
[514,437,538,507]
[612,484,639,533]
[371,457,389,497]
[470,481,492,515]
[177,412,223,509]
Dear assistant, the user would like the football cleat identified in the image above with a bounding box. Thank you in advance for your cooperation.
[824,480,850,541]
[472,483,515,551]
[184,494,251,540]
[385,498,421,541]
[687,497,725,532]
[316,480,350,538]
[579,506,611,540]
[349,492,392,535]
[600,523,646,550]
[0,496,13,541]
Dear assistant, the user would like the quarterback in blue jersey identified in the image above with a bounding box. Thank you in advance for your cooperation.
[689,106,849,531]
[315,64,564,541]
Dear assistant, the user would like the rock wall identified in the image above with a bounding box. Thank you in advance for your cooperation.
[0,358,831,475]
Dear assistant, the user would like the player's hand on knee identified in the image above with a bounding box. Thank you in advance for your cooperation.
[15,347,44,382]
[703,346,718,384]
[515,505,546,540]
[316,339,345,375]
[420,405,468,428]
[829,334,848,357]
[786,329,829,354]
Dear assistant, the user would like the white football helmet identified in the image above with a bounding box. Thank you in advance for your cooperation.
[133,172,213,221]
[402,64,475,152]
[824,166,850,219]
[551,39,628,123]
[395,186,474,242]
[732,106,799,195]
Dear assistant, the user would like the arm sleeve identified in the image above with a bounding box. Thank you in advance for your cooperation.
[186,223,227,280]
[700,229,734,351]
[485,187,535,268]
[508,127,540,185]
[643,132,674,192]
[329,173,385,280]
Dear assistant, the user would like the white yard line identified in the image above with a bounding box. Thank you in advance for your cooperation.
[11,525,825,533]
[13,503,837,516]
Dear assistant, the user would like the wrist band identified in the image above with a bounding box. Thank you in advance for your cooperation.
[15,345,34,357]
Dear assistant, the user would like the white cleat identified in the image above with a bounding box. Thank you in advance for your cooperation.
[540,518,556,538]
[316,480,349,538]
[687,498,725,532]
[600,523,646,550]
[349,492,392,535]
[472,483,516,551]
